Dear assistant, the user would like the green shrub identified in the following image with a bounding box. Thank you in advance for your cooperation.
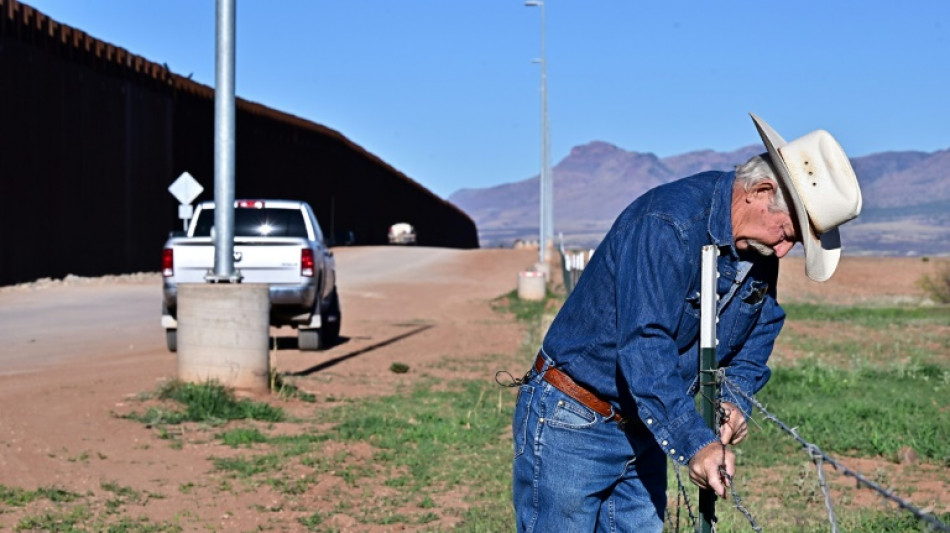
[918,263,950,303]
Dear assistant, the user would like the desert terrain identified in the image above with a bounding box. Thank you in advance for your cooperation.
[0,248,945,531]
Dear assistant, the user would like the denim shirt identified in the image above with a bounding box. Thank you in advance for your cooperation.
[541,170,785,465]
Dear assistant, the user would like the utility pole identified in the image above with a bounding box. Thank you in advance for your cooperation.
[209,0,240,282]
[178,0,270,395]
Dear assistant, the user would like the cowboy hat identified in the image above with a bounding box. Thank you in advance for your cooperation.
[750,113,863,282]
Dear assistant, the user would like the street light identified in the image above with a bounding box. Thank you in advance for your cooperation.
[525,0,552,265]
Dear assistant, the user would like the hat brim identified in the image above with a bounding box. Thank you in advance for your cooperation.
[750,113,840,282]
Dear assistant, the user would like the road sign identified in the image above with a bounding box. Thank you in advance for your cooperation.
[168,172,203,205]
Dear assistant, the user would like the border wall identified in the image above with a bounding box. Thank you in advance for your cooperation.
[0,0,478,286]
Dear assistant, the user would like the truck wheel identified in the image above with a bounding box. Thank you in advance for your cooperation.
[166,329,178,352]
[320,289,342,347]
[298,329,321,351]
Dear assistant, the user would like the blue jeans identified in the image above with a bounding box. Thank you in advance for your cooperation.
[512,367,667,533]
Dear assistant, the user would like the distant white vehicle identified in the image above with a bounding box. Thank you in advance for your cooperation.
[388,223,417,245]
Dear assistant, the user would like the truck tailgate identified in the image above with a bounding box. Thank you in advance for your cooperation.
[171,238,309,284]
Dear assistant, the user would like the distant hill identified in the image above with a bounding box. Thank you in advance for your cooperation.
[449,142,950,256]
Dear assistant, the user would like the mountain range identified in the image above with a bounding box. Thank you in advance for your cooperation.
[449,142,950,256]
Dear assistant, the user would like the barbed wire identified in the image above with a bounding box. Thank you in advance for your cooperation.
[809,445,839,533]
[670,460,699,533]
[698,369,764,532]
[721,471,763,533]
[720,375,950,533]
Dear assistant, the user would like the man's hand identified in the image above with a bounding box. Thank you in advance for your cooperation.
[719,402,748,445]
[688,442,734,498]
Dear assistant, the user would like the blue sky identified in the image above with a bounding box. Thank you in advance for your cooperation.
[24,1,950,198]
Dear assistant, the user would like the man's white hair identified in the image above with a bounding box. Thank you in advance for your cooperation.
[735,153,789,213]
[735,154,794,256]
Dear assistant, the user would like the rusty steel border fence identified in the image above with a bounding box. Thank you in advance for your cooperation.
[0,0,478,287]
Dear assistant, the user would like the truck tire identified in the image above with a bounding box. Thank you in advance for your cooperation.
[298,329,321,351]
[320,289,342,347]
[166,329,178,352]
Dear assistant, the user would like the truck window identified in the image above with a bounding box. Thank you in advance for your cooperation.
[192,208,309,238]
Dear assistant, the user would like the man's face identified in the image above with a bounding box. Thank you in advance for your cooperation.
[732,181,799,258]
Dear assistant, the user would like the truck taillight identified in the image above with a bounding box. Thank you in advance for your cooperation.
[301,249,314,277]
[162,249,174,277]
[237,200,265,209]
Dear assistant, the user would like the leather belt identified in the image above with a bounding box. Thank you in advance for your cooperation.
[534,352,623,423]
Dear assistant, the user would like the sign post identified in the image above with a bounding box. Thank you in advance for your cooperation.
[699,244,719,533]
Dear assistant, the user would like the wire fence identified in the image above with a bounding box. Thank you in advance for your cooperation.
[667,370,950,532]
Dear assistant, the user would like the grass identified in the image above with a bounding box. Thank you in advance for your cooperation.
[119,380,285,427]
[783,302,950,324]
[673,302,950,532]
[776,303,950,368]
[738,358,950,465]
[0,485,80,507]
[3,487,182,532]
[490,288,559,324]
[313,379,516,528]
[15,509,183,533]
[685,508,950,533]
[215,427,269,448]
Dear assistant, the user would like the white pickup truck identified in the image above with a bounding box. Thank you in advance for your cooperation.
[161,199,340,352]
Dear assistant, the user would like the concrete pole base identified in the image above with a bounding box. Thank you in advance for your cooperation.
[518,271,546,301]
[177,283,270,394]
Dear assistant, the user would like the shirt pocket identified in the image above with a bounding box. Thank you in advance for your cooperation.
[724,279,768,351]
[678,292,701,342]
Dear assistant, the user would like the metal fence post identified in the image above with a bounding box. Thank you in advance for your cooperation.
[699,245,719,533]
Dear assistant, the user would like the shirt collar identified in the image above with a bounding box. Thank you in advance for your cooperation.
[709,171,738,257]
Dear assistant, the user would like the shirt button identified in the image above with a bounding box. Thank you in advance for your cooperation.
[646,419,653,425]
[662,440,668,446]
[679,456,685,462]
[539,418,545,423]
[670,449,676,455]
[557,401,564,406]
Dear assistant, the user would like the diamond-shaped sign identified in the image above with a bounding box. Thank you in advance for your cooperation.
[168,172,204,205]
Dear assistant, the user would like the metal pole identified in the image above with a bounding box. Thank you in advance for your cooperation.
[540,0,552,261]
[699,245,719,533]
[526,0,550,264]
[210,0,240,281]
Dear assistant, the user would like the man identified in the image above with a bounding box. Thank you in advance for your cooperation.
[511,113,863,532]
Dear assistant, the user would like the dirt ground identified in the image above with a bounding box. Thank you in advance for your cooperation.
[776,255,943,306]
[0,249,945,531]
[0,247,539,531]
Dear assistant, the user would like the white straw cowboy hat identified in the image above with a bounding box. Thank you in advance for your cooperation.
[750,113,863,282]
